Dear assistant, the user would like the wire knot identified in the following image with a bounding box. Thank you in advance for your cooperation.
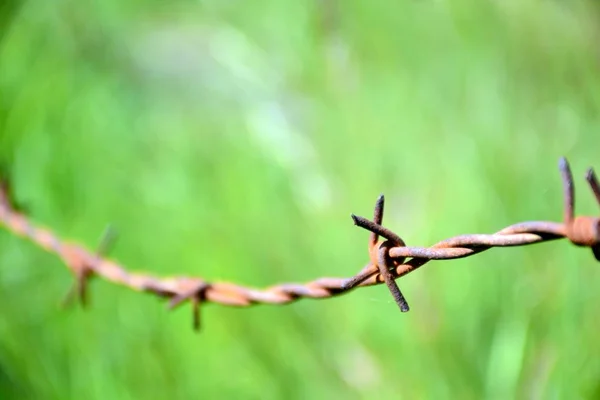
[347,194,411,311]
[60,245,96,307]
[168,279,210,332]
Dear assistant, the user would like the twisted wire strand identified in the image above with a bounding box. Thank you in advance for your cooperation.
[0,157,598,330]
[343,218,566,288]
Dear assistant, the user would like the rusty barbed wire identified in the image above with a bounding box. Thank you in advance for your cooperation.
[0,157,598,330]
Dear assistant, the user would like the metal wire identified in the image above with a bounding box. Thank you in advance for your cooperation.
[0,157,598,331]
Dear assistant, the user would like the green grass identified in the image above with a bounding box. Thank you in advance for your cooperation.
[1,0,600,398]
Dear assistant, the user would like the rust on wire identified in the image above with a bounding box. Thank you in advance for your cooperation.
[0,157,598,331]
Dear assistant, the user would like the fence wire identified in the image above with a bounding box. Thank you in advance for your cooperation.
[0,157,598,330]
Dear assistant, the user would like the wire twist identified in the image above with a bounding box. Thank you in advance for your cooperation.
[0,157,598,331]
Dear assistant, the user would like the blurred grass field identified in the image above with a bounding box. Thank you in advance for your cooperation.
[1,0,600,398]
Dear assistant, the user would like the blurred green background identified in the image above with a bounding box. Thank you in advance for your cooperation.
[1,0,600,398]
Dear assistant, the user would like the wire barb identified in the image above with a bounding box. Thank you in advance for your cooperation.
[61,225,117,308]
[377,240,409,312]
[0,157,598,330]
[167,280,209,331]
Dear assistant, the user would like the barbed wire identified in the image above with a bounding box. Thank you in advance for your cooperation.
[0,157,598,330]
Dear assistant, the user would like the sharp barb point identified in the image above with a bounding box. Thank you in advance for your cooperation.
[592,244,600,262]
[60,285,77,309]
[559,156,575,224]
[584,168,600,206]
[97,225,118,257]
[586,168,595,181]
[192,298,201,332]
[559,157,568,169]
